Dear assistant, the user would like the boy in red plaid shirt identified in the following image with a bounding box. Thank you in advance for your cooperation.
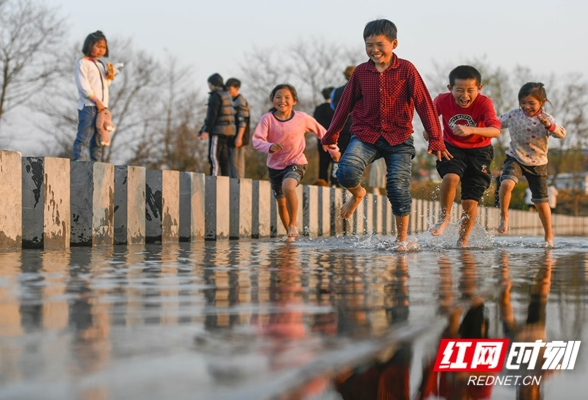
[321,19,450,251]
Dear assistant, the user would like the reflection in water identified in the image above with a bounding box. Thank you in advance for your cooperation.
[0,239,586,399]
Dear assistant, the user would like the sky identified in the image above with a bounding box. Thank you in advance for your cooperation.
[7,0,588,156]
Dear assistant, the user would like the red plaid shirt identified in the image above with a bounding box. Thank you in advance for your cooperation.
[322,55,445,152]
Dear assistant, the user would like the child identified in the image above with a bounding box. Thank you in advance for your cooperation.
[252,84,327,238]
[321,19,449,251]
[427,66,501,247]
[74,31,115,161]
[226,77,250,179]
[199,73,236,177]
[497,83,566,247]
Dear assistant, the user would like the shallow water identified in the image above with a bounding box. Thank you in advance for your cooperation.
[0,232,586,400]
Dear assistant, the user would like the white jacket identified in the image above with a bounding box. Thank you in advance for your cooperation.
[75,57,112,110]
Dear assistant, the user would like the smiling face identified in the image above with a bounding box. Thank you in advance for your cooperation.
[272,88,296,115]
[519,94,545,117]
[364,34,397,69]
[89,39,107,58]
[448,78,482,108]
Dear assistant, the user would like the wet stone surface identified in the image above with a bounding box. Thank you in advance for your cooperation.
[0,234,587,399]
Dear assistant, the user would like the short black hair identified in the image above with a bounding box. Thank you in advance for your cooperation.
[321,87,334,100]
[82,31,109,57]
[449,65,482,86]
[208,73,224,88]
[363,19,397,41]
[226,78,241,88]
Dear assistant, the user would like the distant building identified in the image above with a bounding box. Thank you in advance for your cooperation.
[551,172,588,194]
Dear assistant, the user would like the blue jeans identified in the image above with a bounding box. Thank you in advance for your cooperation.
[73,106,102,162]
[337,136,415,216]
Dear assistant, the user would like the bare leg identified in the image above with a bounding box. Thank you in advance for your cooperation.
[393,215,418,252]
[430,173,460,236]
[498,179,515,234]
[283,178,299,237]
[341,184,367,219]
[276,198,290,233]
[534,202,554,247]
[458,199,479,248]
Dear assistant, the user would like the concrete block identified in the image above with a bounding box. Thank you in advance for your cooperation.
[332,187,345,236]
[114,165,145,245]
[179,172,205,241]
[407,199,414,234]
[146,170,180,243]
[271,196,287,237]
[354,194,365,235]
[22,157,70,248]
[318,186,330,236]
[70,161,114,246]
[252,180,271,238]
[230,178,252,239]
[303,185,318,237]
[365,193,373,235]
[372,195,381,235]
[0,151,22,249]
[205,176,230,240]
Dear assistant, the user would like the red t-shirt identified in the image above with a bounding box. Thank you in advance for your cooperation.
[434,92,501,149]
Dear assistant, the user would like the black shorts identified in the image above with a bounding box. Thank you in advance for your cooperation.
[436,142,493,201]
[268,164,306,198]
[501,155,548,203]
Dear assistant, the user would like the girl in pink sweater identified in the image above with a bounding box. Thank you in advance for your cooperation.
[253,84,335,238]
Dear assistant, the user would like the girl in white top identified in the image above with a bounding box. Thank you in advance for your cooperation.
[497,82,566,246]
[73,31,114,161]
[253,84,337,238]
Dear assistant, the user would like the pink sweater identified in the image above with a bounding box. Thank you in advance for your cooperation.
[253,111,326,170]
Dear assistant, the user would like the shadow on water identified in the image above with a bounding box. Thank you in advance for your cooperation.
[0,235,586,399]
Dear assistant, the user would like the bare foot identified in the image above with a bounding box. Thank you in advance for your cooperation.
[544,239,554,248]
[497,217,508,234]
[429,219,450,236]
[288,225,299,238]
[340,187,366,219]
[457,238,468,248]
[392,237,419,252]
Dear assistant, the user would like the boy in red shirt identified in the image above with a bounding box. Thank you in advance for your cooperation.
[427,65,501,247]
[321,19,450,251]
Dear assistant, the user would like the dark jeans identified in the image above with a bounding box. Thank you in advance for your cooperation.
[73,106,102,162]
[208,135,230,176]
[336,136,415,216]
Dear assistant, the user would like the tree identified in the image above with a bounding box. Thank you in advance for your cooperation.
[0,0,67,137]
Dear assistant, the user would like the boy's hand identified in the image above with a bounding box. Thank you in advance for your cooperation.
[422,131,429,141]
[200,132,209,140]
[269,143,283,154]
[428,149,453,162]
[451,124,473,137]
[323,144,341,162]
[537,114,551,128]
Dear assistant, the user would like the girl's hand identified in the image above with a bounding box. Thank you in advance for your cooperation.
[200,132,209,140]
[269,143,283,154]
[95,100,106,113]
[537,114,551,128]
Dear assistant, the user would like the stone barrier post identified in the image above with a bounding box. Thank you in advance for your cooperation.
[252,180,271,238]
[179,172,205,242]
[22,157,70,248]
[205,176,230,240]
[146,170,180,243]
[114,165,146,245]
[318,186,331,237]
[230,178,253,239]
[70,161,114,246]
[303,185,318,237]
[0,151,22,249]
